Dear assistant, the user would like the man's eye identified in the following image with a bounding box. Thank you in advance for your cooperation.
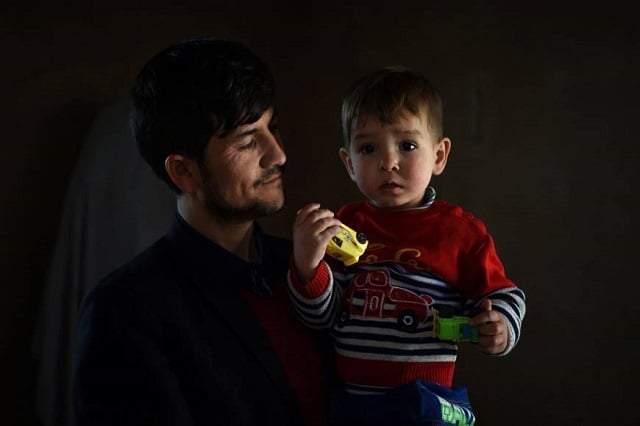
[359,144,375,154]
[240,139,257,150]
[400,141,417,151]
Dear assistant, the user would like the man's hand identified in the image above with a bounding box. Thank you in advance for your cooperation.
[469,299,508,355]
[293,204,342,281]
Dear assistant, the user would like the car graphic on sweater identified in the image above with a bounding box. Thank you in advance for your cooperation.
[339,269,433,330]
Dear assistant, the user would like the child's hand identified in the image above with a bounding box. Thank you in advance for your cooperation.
[293,204,342,281]
[469,299,508,355]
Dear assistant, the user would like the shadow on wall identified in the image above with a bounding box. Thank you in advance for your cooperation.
[31,97,175,426]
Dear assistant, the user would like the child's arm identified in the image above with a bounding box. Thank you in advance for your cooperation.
[287,204,343,330]
[468,288,526,355]
[293,203,342,281]
[458,228,526,355]
[469,299,508,354]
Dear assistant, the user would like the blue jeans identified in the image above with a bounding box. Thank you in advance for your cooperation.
[329,380,476,426]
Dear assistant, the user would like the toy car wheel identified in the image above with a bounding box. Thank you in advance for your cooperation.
[356,232,368,244]
[397,310,419,331]
[337,311,349,327]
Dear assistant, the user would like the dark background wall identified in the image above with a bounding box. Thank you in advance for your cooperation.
[2,1,639,425]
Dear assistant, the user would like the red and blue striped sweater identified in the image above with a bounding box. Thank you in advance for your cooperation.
[288,196,526,393]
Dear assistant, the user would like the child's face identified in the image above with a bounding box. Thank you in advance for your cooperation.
[340,109,450,209]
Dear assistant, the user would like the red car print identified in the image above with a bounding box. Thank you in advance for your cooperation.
[340,269,433,330]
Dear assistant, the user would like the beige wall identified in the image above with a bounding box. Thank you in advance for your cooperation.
[2,2,638,425]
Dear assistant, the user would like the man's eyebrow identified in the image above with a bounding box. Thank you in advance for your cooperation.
[235,128,258,138]
[233,121,265,139]
[231,109,277,140]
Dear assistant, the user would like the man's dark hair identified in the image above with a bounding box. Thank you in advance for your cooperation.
[130,38,276,193]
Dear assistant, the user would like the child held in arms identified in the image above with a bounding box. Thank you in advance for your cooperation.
[288,67,526,425]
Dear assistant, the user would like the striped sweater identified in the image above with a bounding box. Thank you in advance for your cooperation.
[288,195,526,392]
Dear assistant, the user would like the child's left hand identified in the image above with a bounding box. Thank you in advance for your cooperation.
[469,299,507,355]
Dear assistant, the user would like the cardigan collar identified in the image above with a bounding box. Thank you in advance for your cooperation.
[166,213,274,297]
[163,214,301,417]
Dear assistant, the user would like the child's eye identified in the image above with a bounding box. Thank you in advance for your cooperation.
[400,141,417,151]
[358,144,375,154]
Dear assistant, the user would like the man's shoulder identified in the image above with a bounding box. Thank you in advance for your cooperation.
[91,237,178,297]
[78,237,190,327]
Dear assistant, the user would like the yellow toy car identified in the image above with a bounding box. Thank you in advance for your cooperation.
[326,223,368,266]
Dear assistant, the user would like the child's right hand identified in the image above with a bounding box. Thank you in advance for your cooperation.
[293,203,342,281]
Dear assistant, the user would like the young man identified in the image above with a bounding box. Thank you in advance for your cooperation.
[72,39,330,426]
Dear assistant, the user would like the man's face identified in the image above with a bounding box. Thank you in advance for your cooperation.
[198,107,286,221]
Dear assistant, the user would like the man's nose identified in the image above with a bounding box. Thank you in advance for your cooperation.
[262,132,287,167]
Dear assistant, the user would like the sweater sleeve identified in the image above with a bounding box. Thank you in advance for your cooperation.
[287,259,343,330]
[461,234,526,355]
[479,286,526,356]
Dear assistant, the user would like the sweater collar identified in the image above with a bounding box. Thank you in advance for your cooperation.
[366,186,437,211]
[423,186,437,208]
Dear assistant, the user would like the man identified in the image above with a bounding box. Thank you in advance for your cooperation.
[72,39,330,426]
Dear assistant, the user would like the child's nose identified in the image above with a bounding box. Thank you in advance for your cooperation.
[379,151,399,171]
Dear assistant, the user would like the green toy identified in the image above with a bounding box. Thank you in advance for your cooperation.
[432,307,479,343]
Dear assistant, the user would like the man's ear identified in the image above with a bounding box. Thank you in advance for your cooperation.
[339,147,356,181]
[164,154,201,193]
[433,137,452,176]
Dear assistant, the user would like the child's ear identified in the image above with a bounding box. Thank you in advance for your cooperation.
[433,137,452,176]
[164,154,202,193]
[339,147,356,180]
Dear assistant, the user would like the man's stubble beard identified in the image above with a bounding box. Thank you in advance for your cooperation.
[201,168,285,223]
